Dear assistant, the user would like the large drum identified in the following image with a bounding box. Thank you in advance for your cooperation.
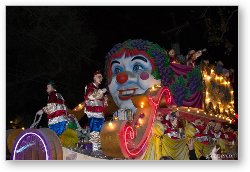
[11,128,63,160]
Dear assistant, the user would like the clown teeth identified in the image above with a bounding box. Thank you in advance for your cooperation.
[122,90,134,96]
[121,90,134,96]
[118,88,138,100]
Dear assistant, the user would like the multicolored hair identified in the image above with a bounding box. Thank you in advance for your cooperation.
[105,39,173,85]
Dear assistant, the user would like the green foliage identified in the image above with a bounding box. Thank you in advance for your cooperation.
[164,56,170,67]
[152,68,160,80]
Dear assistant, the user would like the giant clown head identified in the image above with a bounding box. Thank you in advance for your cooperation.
[105,39,171,112]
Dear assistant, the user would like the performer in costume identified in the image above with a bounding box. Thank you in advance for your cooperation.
[192,118,209,144]
[168,49,178,63]
[208,122,223,144]
[84,71,107,151]
[186,49,206,68]
[222,125,236,147]
[163,111,183,140]
[43,81,68,136]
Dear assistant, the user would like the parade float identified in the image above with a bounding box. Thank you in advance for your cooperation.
[10,39,237,160]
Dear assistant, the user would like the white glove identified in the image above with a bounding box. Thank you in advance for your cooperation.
[37,109,43,115]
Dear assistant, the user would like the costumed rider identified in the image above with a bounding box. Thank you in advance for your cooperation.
[192,118,209,144]
[84,71,108,151]
[43,81,68,136]
[162,111,183,139]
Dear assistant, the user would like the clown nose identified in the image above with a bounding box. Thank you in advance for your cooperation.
[116,72,128,84]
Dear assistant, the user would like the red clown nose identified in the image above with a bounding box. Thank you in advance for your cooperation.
[116,72,128,84]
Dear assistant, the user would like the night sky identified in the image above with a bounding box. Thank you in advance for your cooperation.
[6,6,238,129]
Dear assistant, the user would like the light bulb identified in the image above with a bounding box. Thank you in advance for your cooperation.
[140,102,144,108]
[109,121,113,128]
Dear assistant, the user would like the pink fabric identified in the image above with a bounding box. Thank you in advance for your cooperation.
[170,63,193,76]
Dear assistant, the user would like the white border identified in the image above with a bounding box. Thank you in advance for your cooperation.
[1,1,248,172]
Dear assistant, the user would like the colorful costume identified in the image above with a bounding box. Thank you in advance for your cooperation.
[193,124,209,144]
[84,82,105,131]
[209,128,222,143]
[222,129,236,146]
[43,90,68,136]
[84,82,106,151]
[162,114,182,140]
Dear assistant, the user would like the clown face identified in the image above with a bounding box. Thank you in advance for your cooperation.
[108,53,161,112]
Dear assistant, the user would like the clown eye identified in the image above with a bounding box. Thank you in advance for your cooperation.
[114,67,122,74]
[133,64,143,72]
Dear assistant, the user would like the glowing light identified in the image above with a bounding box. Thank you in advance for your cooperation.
[220,108,223,113]
[123,126,149,157]
[187,108,190,112]
[176,108,179,111]
[197,110,199,113]
[121,87,172,158]
[231,90,234,94]
[206,91,209,95]
[215,76,219,80]
[204,112,207,115]
[140,102,144,108]
[151,86,155,90]
[10,121,13,124]
[108,121,113,129]
[138,118,143,125]
[220,76,223,80]
[13,132,49,160]
[21,127,25,130]
[78,104,82,107]
[203,74,207,78]
[206,98,210,102]
[211,69,214,73]
[210,114,213,116]
[219,115,221,118]
[231,101,234,104]
[206,76,211,80]
[74,108,76,111]
[218,102,221,105]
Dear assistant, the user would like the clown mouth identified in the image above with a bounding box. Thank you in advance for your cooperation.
[118,88,138,100]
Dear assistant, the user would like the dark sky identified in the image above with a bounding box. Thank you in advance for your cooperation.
[6,6,238,129]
